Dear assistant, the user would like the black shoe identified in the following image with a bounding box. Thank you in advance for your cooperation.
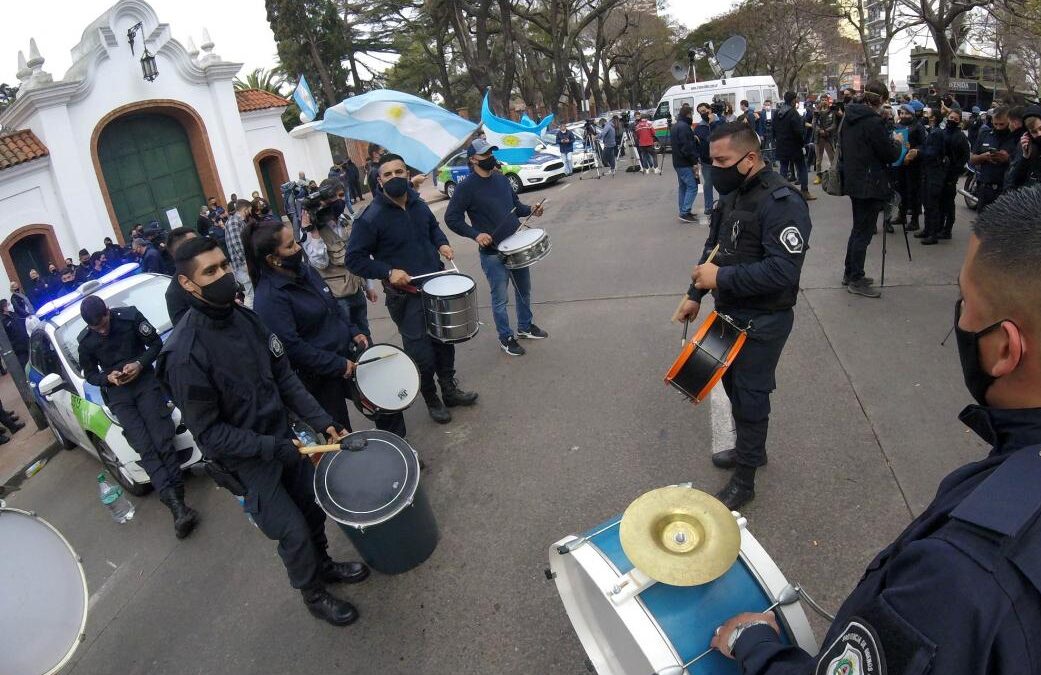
[321,560,370,585]
[847,280,882,298]
[884,223,895,233]
[0,433,9,445]
[159,488,199,539]
[906,218,920,232]
[440,378,478,407]
[938,232,952,240]
[920,237,938,245]
[711,449,768,470]
[517,324,549,340]
[715,477,755,511]
[303,588,359,626]
[841,276,874,286]
[913,231,928,239]
[423,393,452,424]
[2,419,25,434]
[890,214,906,226]
[678,213,697,223]
[500,336,526,357]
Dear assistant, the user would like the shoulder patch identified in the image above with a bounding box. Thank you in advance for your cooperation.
[772,186,794,200]
[780,226,806,254]
[269,334,285,358]
[816,619,886,675]
[138,320,155,337]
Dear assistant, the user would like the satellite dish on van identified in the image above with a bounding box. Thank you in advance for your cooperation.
[715,35,747,75]
[671,63,688,82]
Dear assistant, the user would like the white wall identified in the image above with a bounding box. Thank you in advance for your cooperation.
[241,108,335,187]
[0,159,72,292]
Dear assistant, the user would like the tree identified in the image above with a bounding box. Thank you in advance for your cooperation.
[233,68,288,94]
[436,0,518,112]
[830,0,921,78]
[0,83,17,114]
[333,0,420,94]
[898,0,992,93]
[266,0,351,106]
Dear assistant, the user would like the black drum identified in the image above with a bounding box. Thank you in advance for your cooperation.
[314,430,438,574]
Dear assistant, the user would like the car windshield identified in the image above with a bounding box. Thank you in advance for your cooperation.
[54,276,174,373]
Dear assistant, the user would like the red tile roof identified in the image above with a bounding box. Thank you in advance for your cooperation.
[0,129,49,171]
[235,88,291,113]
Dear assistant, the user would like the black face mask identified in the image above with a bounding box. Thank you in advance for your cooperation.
[713,152,752,196]
[196,272,238,307]
[476,156,498,171]
[953,299,1009,406]
[700,113,710,121]
[383,176,409,199]
[281,248,304,273]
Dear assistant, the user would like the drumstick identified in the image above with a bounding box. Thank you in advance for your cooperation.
[519,199,547,229]
[356,352,399,366]
[298,444,343,456]
[670,244,721,324]
[407,260,460,282]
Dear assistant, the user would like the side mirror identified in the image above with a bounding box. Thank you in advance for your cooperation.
[535,143,546,151]
[39,373,65,398]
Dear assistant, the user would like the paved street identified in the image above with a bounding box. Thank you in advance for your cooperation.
[7,158,987,675]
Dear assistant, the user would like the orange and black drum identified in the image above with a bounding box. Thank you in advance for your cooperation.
[665,312,748,403]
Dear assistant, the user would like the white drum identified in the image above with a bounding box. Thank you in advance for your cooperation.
[497,228,551,269]
[421,273,480,343]
[549,512,817,675]
[0,506,88,675]
[352,344,420,417]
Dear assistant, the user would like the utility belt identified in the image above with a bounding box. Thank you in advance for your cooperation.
[203,459,246,496]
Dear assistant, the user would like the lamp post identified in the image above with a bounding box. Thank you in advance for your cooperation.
[127,21,158,82]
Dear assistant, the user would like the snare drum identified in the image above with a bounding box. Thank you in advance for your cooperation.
[1,506,89,675]
[665,312,747,404]
[421,274,480,343]
[497,227,551,269]
[549,508,816,675]
[351,344,420,418]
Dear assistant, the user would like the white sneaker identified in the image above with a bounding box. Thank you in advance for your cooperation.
[655,167,662,175]
[643,168,649,174]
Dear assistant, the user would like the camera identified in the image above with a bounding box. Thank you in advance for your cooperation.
[709,97,726,117]
[301,178,343,231]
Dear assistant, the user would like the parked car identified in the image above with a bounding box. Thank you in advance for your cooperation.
[27,264,203,496]
[436,150,567,197]
[538,123,596,171]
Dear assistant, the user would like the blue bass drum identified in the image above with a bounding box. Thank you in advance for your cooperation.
[549,504,817,674]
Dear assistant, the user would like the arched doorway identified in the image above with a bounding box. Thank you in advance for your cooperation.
[91,100,224,243]
[254,149,289,216]
[1,224,64,289]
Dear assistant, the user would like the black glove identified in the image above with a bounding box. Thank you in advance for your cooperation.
[275,439,302,465]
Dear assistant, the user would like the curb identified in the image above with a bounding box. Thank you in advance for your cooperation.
[0,436,62,499]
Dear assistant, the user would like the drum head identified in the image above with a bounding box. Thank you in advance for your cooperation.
[423,274,475,297]
[355,344,420,411]
[0,508,88,675]
[314,430,421,528]
[498,228,545,253]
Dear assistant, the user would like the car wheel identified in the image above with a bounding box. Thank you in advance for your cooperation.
[94,435,152,497]
[41,408,76,450]
[963,174,978,210]
[507,174,522,193]
[445,182,456,198]
[653,141,663,154]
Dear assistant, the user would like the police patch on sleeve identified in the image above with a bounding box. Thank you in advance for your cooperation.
[780,226,805,254]
[269,334,285,358]
[816,619,886,675]
[138,321,155,336]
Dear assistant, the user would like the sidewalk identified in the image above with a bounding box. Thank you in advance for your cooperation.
[0,373,59,496]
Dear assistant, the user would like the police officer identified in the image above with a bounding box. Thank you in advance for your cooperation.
[970,106,1018,211]
[77,295,198,538]
[245,219,407,438]
[164,227,199,326]
[347,153,478,424]
[710,185,1041,675]
[673,122,812,511]
[892,104,926,231]
[157,237,369,626]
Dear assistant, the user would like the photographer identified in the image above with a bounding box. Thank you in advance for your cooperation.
[300,179,376,341]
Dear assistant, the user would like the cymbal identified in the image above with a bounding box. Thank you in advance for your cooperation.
[619,486,740,586]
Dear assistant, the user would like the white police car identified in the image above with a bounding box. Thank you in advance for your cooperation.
[27,263,202,496]
[436,150,567,198]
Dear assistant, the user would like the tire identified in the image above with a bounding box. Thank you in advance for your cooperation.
[963,174,978,210]
[94,435,152,497]
[445,182,456,198]
[43,409,76,450]
[506,174,522,193]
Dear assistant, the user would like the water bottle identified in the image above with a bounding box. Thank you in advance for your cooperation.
[292,420,318,447]
[98,473,135,523]
[235,495,258,528]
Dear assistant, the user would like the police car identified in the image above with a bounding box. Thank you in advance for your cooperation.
[436,150,567,198]
[538,123,597,171]
[27,263,202,496]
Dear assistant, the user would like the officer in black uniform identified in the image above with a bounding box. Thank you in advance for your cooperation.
[156,237,369,627]
[163,226,198,326]
[709,186,1041,675]
[347,153,478,424]
[77,295,198,538]
[674,122,812,511]
[969,105,1018,211]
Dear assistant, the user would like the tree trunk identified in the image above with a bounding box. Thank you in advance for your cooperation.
[306,36,340,106]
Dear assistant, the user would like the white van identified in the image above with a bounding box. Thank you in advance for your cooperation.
[651,76,779,150]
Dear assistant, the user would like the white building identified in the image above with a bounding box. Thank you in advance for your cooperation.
[0,0,333,291]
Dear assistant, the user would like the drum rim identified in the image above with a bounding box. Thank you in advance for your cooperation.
[0,507,89,675]
[501,241,551,269]
[497,228,547,253]
[420,273,476,298]
[663,311,747,404]
[353,343,419,412]
[314,430,421,528]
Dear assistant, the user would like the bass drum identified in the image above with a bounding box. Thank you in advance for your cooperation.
[0,505,89,675]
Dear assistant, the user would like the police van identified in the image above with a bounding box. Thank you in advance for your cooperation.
[651,76,780,151]
[27,263,202,495]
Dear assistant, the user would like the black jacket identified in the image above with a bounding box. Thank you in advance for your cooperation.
[1006,105,1041,190]
[839,103,902,200]
[670,115,698,168]
[77,306,161,388]
[773,105,805,160]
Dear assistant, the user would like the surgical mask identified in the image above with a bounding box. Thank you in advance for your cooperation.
[713,152,752,196]
[197,272,238,307]
[383,176,409,199]
[281,248,305,273]
[953,299,1008,406]
[476,156,498,171]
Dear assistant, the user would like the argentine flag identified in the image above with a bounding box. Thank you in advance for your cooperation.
[481,90,554,164]
[313,90,477,173]
[293,76,319,122]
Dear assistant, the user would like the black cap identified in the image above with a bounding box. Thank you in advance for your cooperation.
[80,295,108,327]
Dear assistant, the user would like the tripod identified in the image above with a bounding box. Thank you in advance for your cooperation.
[880,188,912,287]
[579,131,604,180]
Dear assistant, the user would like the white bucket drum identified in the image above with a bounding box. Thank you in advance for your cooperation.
[497,228,551,269]
[421,273,480,343]
[0,506,89,675]
[351,344,420,418]
[549,508,817,675]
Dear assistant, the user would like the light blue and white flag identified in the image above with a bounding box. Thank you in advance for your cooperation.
[293,76,319,122]
[481,90,554,164]
[313,89,477,173]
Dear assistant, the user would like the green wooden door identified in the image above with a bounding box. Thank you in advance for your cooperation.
[98,113,206,239]
[259,157,283,216]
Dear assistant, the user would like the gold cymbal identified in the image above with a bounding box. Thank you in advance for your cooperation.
[619,486,740,586]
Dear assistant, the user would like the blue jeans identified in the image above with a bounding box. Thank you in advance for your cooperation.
[336,290,370,339]
[561,149,573,175]
[479,253,532,340]
[701,164,715,213]
[602,146,617,171]
[638,146,657,170]
[676,166,699,215]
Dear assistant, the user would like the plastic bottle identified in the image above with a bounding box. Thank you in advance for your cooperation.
[235,495,258,528]
[292,420,318,447]
[98,473,135,523]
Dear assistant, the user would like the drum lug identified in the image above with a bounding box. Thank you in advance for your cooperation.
[606,566,657,605]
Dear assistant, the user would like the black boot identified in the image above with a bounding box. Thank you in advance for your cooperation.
[302,586,358,626]
[715,471,756,511]
[423,392,452,424]
[906,215,920,232]
[0,410,24,434]
[159,488,199,539]
[440,378,478,407]
[711,449,768,470]
[320,559,370,585]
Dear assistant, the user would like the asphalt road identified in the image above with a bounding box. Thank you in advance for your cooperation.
[7,157,987,675]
